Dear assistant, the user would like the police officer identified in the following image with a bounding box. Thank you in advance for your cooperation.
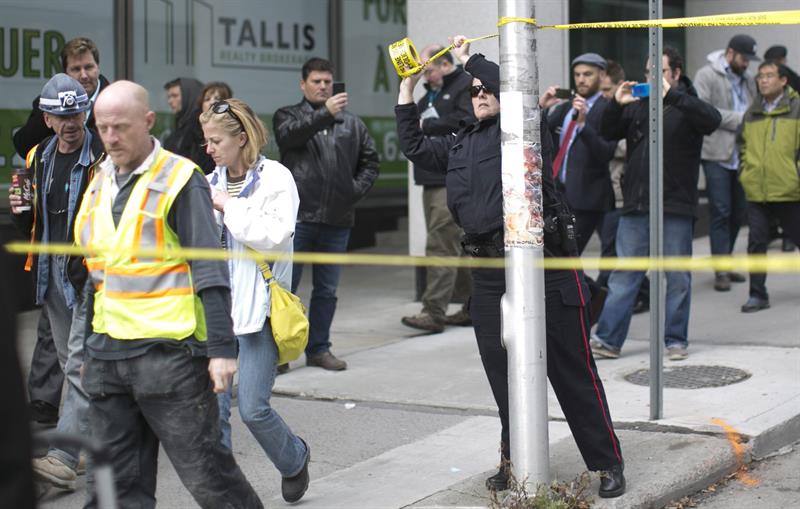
[395,36,625,498]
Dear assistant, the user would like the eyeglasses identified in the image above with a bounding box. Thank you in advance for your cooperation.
[211,101,244,130]
[756,72,779,81]
[470,85,493,97]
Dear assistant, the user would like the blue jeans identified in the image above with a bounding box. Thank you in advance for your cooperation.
[291,222,351,357]
[44,257,89,470]
[594,213,693,353]
[703,161,747,257]
[217,322,307,477]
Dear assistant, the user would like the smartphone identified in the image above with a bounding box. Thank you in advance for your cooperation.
[333,82,346,95]
[632,83,650,98]
[554,88,574,100]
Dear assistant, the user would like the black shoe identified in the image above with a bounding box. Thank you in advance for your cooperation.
[599,463,625,498]
[728,271,746,283]
[714,272,732,292]
[741,296,770,313]
[282,438,310,503]
[485,467,509,491]
[29,400,59,426]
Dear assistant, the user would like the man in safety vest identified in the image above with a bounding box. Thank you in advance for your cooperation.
[76,80,262,508]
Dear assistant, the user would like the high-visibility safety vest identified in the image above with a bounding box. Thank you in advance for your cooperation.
[74,149,207,341]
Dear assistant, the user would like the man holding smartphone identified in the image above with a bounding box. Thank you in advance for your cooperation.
[273,57,380,372]
[540,53,618,323]
[592,47,721,361]
[541,53,617,256]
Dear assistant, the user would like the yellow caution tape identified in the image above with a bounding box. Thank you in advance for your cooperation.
[389,10,800,77]
[389,32,498,78]
[5,241,800,274]
[542,10,800,30]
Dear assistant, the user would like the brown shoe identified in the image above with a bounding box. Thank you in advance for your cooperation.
[306,351,347,371]
[401,312,445,333]
[443,309,472,326]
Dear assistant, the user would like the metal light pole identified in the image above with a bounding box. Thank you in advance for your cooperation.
[648,0,665,420]
[499,0,549,489]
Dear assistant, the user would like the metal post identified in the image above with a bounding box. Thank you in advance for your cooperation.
[648,0,665,420]
[499,0,549,489]
[113,0,133,80]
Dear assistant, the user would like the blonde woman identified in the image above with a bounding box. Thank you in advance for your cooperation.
[200,99,310,503]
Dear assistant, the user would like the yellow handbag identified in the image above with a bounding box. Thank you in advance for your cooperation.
[256,256,309,364]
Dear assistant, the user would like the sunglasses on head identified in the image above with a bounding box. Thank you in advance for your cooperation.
[211,101,244,130]
[470,84,493,97]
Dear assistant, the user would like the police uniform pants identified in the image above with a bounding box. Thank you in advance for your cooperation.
[469,267,623,471]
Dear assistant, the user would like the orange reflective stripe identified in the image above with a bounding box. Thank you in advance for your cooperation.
[25,145,38,168]
[86,260,105,271]
[155,217,164,253]
[104,287,193,299]
[105,264,188,277]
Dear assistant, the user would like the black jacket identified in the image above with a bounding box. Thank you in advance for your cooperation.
[600,76,721,217]
[12,74,110,158]
[414,67,474,186]
[546,96,617,212]
[162,78,215,174]
[273,99,380,228]
[397,54,562,240]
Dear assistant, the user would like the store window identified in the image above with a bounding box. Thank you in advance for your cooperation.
[569,0,685,84]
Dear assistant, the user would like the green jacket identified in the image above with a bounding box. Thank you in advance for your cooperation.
[738,87,800,202]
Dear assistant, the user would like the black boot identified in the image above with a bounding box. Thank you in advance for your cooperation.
[485,467,509,491]
[599,462,625,498]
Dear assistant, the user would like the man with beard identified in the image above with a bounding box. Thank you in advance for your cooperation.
[12,37,110,428]
[9,74,104,492]
[543,53,617,255]
[694,35,759,292]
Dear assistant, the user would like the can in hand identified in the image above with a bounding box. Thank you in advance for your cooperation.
[11,167,33,212]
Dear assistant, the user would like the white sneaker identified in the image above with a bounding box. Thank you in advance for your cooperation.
[667,346,689,361]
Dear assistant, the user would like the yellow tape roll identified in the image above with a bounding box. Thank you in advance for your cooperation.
[388,38,423,78]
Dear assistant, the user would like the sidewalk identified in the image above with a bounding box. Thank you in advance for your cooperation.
[25,222,799,508]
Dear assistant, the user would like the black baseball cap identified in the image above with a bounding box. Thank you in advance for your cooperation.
[764,45,787,61]
[727,34,761,61]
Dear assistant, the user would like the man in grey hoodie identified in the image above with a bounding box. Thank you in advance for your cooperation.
[693,35,759,292]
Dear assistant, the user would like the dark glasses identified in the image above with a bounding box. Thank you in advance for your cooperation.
[211,101,244,130]
[469,85,493,97]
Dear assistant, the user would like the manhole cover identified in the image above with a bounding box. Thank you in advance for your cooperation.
[625,365,751,389]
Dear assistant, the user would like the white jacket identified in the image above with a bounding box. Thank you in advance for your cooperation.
[207,156,299,336]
